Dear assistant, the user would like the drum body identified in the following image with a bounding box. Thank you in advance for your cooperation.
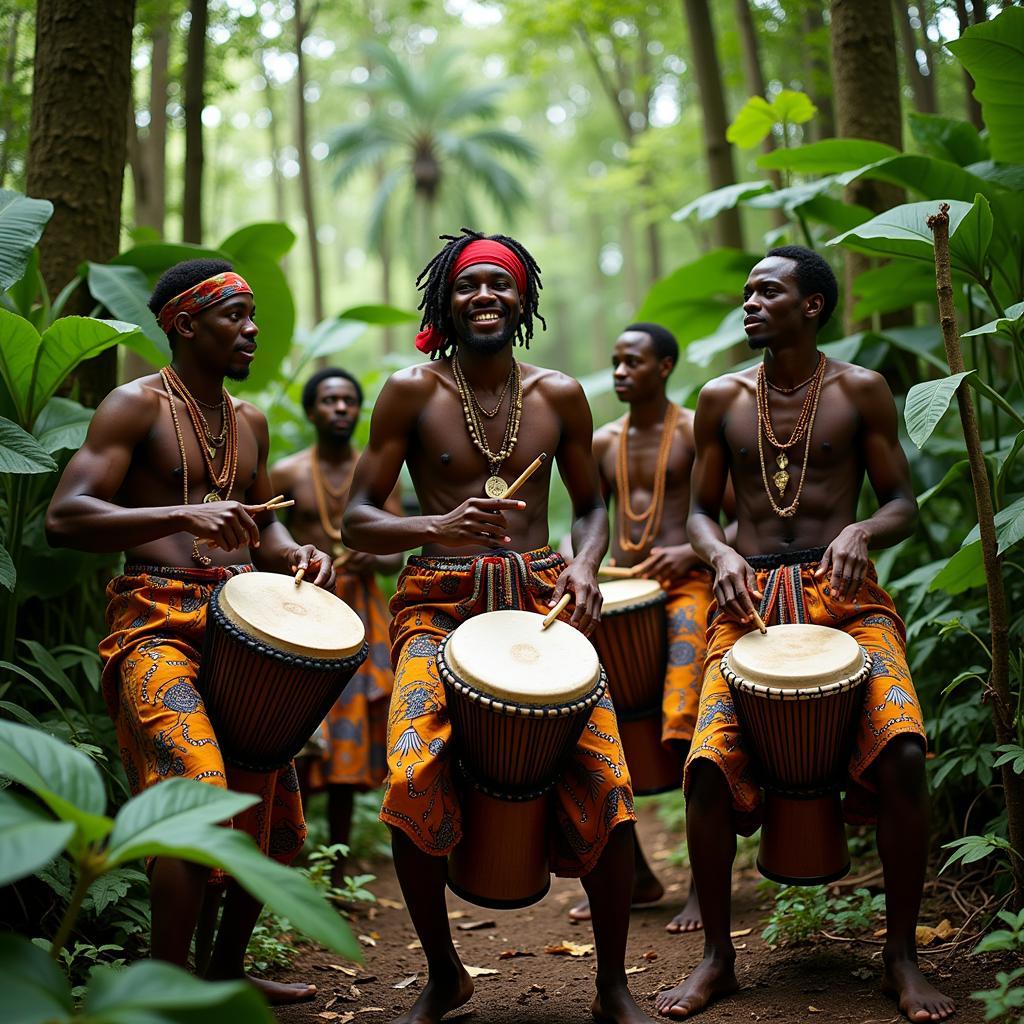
[721,623,870,885]
[437,610,606,909]
[593,579,678,795]
[199,572,368,772]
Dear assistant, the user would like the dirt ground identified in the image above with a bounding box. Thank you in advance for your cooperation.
[273,809,1006,1024]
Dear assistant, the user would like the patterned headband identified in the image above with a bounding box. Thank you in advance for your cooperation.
[157,272,253,334]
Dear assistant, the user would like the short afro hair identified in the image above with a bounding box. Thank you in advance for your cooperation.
[302,367,364,412]
[765,245,839,330]
[148,258,234,345]
[624,322,679,371]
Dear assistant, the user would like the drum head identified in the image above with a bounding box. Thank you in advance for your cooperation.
[217,571,365,659]
[725,623,863,689]
[444,610,600,705]
[599,578,664,612]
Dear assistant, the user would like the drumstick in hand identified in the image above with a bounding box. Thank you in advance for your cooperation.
[201,499,296,548]
[504,453,547,499]
[541,593,572,630]
[294,566,306,585]
[751,607,768,635]
[599,565,640,579]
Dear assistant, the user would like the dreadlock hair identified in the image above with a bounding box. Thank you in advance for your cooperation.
[765,245,839,331]
[302,366,364,412]
[624,322,679,371]
[148,258,234,349]
[415,227,545,360]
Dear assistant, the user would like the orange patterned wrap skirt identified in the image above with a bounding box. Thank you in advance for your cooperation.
[99,564,306,867]
[380,547,636,878]
[685,548,927,832]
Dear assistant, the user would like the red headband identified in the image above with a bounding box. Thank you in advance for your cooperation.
[415,240,527,354]
[157,272,253,334]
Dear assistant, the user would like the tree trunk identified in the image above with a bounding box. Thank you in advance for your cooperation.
[182,0,207,243]
[621,212,640,313]
[895,0,938,114]
[680,0,744,250]
[140,12,169,235]
[801,4,835,142]
[589,211,607,371]
[955,0,985,130]
[0,9,24,188]
[378,176,394,354]
[261,51,288,229]
[26,0,135,409]
[294,0,324,324]
[830,0,905,334]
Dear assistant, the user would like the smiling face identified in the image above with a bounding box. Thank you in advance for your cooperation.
[741,256,823,350]
[611,330,672,404]
[449,262,523,354]
[173,293,259,380]
[308,376,360,443]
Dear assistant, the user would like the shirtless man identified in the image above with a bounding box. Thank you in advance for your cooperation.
[271,367,402,884]
[46,258,333,1004]
[654,245,954,1022]
[343,229,652,1024]
[569,322,716,933]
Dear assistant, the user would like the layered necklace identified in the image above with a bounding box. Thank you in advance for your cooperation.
[616,402,680,553]
[310,448,347,559]
[160,366,240,565]
[755,353,826,519]
[451,353,523,498]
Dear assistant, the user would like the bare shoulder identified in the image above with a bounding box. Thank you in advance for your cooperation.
[92,374,164,432]
[270,446,310,481]
[828,360,895,406]
[593,415,625,456]
[698,367,755,408]
[378,361,446,407]
[526,363,585,406]
[675,404,696,441]
[234,396,270,434]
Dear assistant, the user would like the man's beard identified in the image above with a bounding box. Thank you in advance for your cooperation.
[226,365,251,382]
[746,338,768,351]
[459,319,517,354]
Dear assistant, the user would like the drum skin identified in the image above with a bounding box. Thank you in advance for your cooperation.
[199,582,368,772]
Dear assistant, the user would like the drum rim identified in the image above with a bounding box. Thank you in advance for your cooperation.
[597,589,668,617]
[437,635,608,717]
[720,647,871,699]
[207,581,370,670]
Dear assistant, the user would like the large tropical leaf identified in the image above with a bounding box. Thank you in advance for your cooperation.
[838,154,1000,203]
[0,416,58,474]
[904,370,975,449]
[961,300,1024,340]
[961,494,1024,555]
[85,262,169,365]
[0,541,13,592]
[219,222,296,263]
[672,181,773,223]
[0,790,75,887]
[757,138,900,173]
[0,933,73,1024]
[929,541,985,595]
[112,241,224,280]
[852,262,939,320]
[685,308,747,367]
[338,304,419,325]
[908,113,988,167]
[947,7,1024,164]
[32,396,93,454]
[0,190,53,294]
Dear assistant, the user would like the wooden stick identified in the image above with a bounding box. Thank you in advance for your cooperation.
[503,453,547,499]
[598,565,640,579]
[294,566,306,585]
[541,593,572,630]
[262,499,294,512]
[750,607,768,635]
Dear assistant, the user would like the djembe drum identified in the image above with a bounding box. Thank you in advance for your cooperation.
[720,623,871,885]
[592,578,678,795]
[199,571,368,771]
[436,609,607,909]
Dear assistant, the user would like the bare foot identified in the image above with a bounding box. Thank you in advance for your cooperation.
[654,956,737,1019]
[570,874,665,922]
[391,966,474,1024]
[881,958,956,1022]
[592,981,656,1022]
[247,975,317,1005]
[665,888,703,934]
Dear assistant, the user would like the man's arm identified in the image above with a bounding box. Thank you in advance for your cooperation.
[816,369,919,600]
[550,375,608,634]
[342,371,523,555]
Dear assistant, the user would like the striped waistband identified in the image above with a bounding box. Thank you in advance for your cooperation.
[120,563,255,584]
[745,547,827,571]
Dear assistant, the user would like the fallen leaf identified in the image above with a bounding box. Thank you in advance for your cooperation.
[457,919,497,931]
[324,996,338,1010]
[730,927,752,938]
[338,1016,355,1024]
[406,940,422,950]
[529,984,546,992]
[378,897,404,910]
[625,966,647,975]
[915,919,956,946]
[322,964,358,976]
[393,975,418,989]
[545,941,594,957]
[464,965,500,977]
[447,910,468,920]
[369,931,380,940]
[338,985,360,1002]
[808,1007,823,1013]
[358,934,377,947]
[499,949,535,959]
[358,1009,385,1014]
[317,1015,339,1022]
[642,950,659,962]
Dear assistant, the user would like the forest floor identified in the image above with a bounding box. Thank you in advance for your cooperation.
[272,806,1009,1024]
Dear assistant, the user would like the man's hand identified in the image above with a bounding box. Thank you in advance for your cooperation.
[710,548,762,623]
[290,545,335,589]
[549,560,602,636]
[179,501,264,552]
[431,497,526,549]
[634,544,698,587]
[816,524,870,602]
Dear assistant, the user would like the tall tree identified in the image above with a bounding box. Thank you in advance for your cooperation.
[680,0,744,250]
[182,0,207,243]
[894,0,938,114]
[0,5,26,187]
[954,0,984,129]
[800,2,835,141]
[830,0,905,334]
[26,0,136,407]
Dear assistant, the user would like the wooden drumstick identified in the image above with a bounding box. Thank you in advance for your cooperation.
[751,607,768,635]
[504,453,547,499]
[294,565,306,585]
[599,565,641,579]
[541,593,572,630]
[201,499,295,548]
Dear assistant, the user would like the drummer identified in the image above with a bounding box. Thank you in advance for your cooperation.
[45,259,334,1005]
[655,246,953,1022]
[271,366,402,885]
[572,323,729,933]
[343,228,651,1024]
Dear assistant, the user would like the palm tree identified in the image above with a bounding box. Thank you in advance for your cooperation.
[326,42,538,278]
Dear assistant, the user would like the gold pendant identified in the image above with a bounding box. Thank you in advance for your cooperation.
[484,475,508,498]
[208,445,217,460]
[776,453,788,471]
[203,491,221,503]
[773,469,790,495]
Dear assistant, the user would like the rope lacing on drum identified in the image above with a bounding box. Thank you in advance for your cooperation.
[758,564,807,625]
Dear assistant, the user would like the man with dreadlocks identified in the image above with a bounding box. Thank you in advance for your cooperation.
[344,229,651,1024]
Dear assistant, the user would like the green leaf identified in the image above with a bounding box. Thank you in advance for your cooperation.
[838,154,999,203]
[947,7,1024,164]
[918,459,971,507]
[0,541,14,593]
[84,959,273,1022]
[0,790,75,887]
[0,190,53,293]
[727,91,816,149]
[106,778,260,865]
[929,541,986,595]
[672,181,773,223]
[961,494,1024,555]
[757,138,900,173]
[0,933,73,1024]
[908,113,988,167]
[337,304,420,325]
[0,720,112,847]
[219,222,296,263]
[0,308,41,425]
[685,308,747,367]
[904,370,975,448]
[961,300,1024,339]
[85,263,170,365]
[0,416,58,474]
[852,262,939,320]
[948,193,994,280]
[113,241,224,279]
[32,396,93,454]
